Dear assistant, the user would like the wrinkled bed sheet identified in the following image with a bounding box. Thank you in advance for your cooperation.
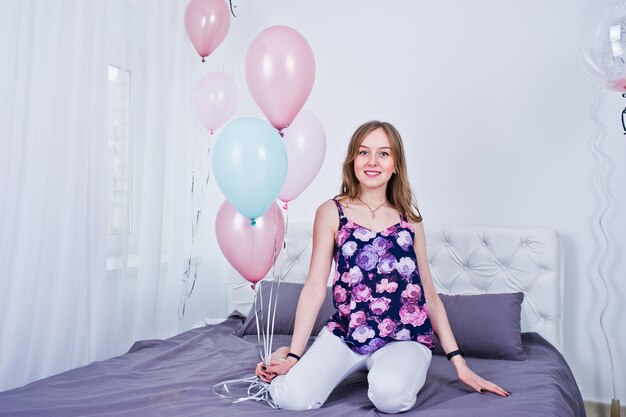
[0,316,585,417]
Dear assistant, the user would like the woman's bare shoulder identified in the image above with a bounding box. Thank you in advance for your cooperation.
[410,219,426,241]
[316,199,338,219]
[314,199,340,230]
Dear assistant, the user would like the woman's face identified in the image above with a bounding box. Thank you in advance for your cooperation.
[353,128,395,192]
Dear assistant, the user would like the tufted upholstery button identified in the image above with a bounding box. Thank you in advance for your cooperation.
[501,265,507,271]
[541,268,546,273]
[481,241,487,247]
[444,241,450,247]
[463,266,469,271]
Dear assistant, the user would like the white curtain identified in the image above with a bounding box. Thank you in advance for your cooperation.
[0,0,221,392]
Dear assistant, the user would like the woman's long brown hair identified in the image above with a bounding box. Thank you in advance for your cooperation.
[336,121,423,223]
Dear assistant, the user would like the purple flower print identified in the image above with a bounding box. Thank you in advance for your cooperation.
[351,284,372,303]
[333,286,347,303]
[345,220,358,229]
[378,318,397,337]
[353,227,376,242]
[337,227,352,246]
[395,328,412,341]
[353,338,385,354]
[417,334,434,349]
[355,246,379,271]
[401,283,422,302]
[377,253,396,274]
[380,225,397,237]
[396,230,413,250]
[342,241,358,258]
[326,321,345,333]
[369,297,391,315]
[396,257,416,278]
[341,272,351,284]
[338,303,351,317]
[332,270,340,285]
[399,219,414,232]
[375,278,398,294]
[352,325,375,343]
[399,303,428,327]
[371,237,393,255]
[349,311,367,328]
[354,345,372,355]
[368,338,386,351]
[349,266,363,285]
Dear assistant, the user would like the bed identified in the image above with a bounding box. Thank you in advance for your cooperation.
[0,225,585,417]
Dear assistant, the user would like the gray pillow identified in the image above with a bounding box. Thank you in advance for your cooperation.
[238,283,527,361]
[237,281,336,337]
[433,292,527,361]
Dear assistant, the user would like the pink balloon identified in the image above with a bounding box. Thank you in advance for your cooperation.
[245,26,315,131]
[196,72,238,133]
[215,201,285,285]
[278,110,326,203]
[184,0,231,62]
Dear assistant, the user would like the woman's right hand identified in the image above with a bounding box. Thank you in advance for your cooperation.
[255,346,295,383]
[264,356,298,379]
[255,361,276,383]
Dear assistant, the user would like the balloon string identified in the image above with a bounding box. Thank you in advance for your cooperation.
[254,286,265,363]
[179,130,213,320]
[266,204,288,365]
[264,205,279,365]
[589,85,616,399]
[213,376,278,408]
[621,93,626,135]
[228,0,237,18]
[215,205,288,408]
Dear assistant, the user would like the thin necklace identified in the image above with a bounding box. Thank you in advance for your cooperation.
[356,197,387,219]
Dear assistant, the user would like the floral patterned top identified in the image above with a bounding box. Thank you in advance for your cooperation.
[325,199,434,355]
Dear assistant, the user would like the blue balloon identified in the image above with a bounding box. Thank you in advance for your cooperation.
[212,117,287,220]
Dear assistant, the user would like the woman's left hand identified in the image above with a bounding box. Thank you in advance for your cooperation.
[455,362,510,397]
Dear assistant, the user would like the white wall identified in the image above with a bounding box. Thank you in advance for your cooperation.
[202,0,626,404]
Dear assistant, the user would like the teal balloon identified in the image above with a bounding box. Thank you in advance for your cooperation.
[212,117,287,220]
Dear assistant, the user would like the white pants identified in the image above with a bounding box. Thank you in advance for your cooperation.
[268,328,432,414]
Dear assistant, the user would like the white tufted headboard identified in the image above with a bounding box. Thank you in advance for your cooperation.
[227,224,564,352]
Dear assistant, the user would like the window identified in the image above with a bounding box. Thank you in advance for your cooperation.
[106,64,135,273]
[107,65,132,237]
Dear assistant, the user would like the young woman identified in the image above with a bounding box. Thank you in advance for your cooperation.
[255,121,510,413]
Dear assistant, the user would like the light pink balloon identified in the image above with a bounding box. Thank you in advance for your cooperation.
[184,0,231,62]
[195,72,238,133]
[278,110,326,203]
[215,201,285,286]
[245,26,315,131]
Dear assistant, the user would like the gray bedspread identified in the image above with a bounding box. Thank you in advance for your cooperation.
[0,316,585,416]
